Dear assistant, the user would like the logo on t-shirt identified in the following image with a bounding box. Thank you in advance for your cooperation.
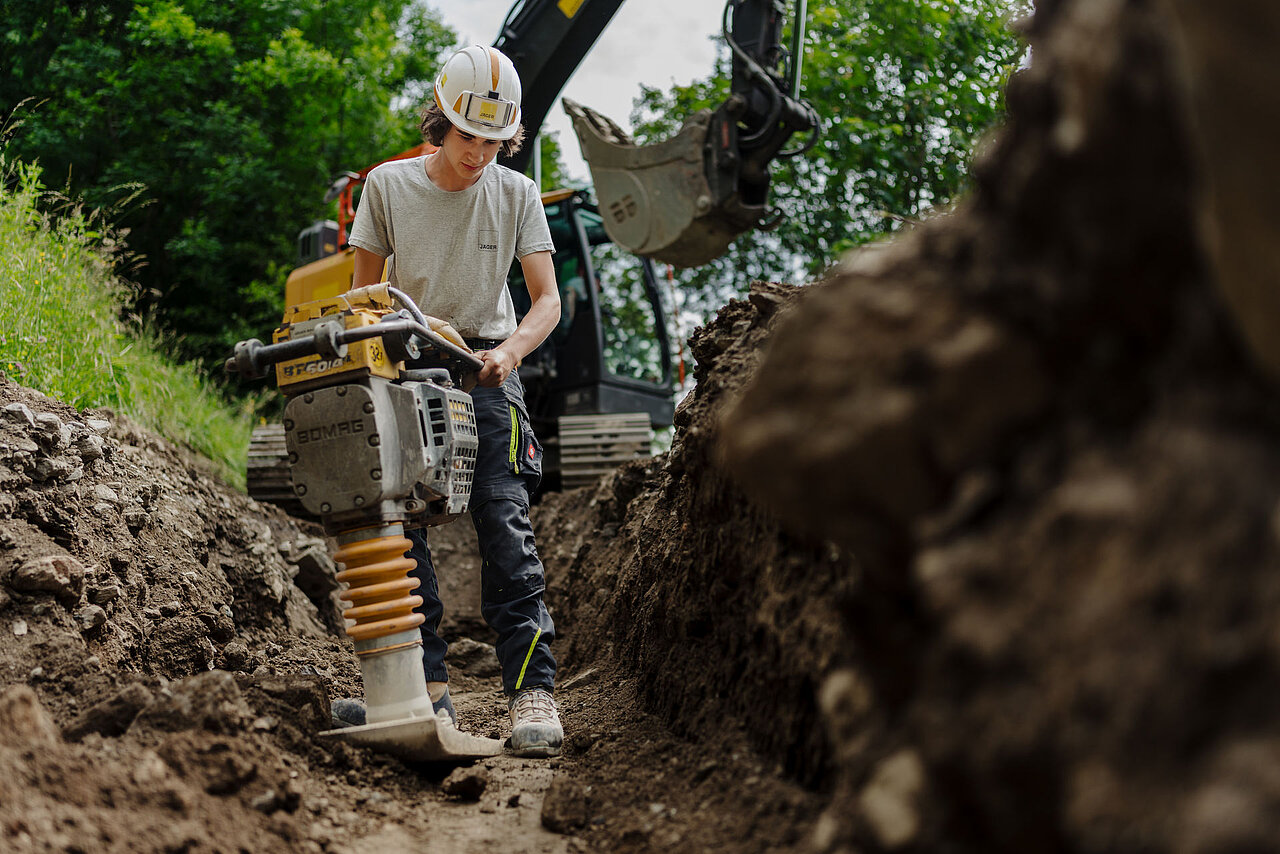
[477,229,498,252]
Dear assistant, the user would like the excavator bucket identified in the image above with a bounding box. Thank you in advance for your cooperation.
[319,715,504,763]
[564,98,753,268]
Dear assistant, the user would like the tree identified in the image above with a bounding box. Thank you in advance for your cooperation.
[1,0,456,364]
[524,128,573,193]
[628,0,1027,317]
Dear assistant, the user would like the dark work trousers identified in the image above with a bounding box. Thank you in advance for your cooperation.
[407,371,557,695]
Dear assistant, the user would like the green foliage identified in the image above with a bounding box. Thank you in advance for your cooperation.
[2,0,1017,393]
[1,0,457,367]
[592,244,664,382]
[535,129,575,193]
[0,152,261,488]
[630,0,1027,313]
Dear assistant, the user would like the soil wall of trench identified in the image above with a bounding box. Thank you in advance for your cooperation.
[539,0,1280,851]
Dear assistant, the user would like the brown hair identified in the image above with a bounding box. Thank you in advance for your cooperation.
[419,103,525,157]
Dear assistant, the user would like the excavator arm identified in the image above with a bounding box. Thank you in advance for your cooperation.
[496,0,819,268]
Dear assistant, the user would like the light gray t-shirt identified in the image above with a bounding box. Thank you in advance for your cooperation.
[348,156,554,339]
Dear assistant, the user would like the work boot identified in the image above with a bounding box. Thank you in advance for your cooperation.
[508,688,562,757]
[328,689,457,728]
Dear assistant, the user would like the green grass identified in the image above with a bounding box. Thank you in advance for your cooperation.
[0,154,260,489]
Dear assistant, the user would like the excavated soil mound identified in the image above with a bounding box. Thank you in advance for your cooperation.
[541,0,1280,851]
[539,283,858,792]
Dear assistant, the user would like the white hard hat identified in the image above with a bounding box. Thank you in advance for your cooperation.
[434,45,523,141]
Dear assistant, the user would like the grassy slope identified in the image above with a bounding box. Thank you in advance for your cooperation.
[0,156,259,489]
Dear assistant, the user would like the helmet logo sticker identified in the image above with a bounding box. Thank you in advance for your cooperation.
[461,92,515,128]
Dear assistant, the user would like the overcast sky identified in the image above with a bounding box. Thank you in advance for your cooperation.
[426,0,727,181]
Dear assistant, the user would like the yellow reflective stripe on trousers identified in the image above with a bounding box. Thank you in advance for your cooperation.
[515,627,543,691]
[508,404,519,474]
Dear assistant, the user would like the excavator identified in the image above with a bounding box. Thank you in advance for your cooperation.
[227,0,819,762]
[246,0,819,512]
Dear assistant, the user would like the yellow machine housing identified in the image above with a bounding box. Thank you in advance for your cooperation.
[273,285,401,392]
[285,248,358,309]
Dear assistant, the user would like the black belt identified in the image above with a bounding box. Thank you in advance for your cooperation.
[464,337,503,351]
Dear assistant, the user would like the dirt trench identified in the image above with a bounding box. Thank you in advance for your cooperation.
[0,375,824,853]
[4,0,1280,851]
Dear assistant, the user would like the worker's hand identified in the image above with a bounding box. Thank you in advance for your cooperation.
[476,347,519,388]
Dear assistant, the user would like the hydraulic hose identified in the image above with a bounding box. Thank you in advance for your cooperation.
[389,286,430,328]
[721,0,820,152]
[723,1,784,148]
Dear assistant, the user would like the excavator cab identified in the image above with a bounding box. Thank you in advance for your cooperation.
[508,189,675,487]
[250,185,676,509]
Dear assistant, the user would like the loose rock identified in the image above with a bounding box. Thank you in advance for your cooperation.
[0,684,60,747]
[76,432,106,461]
[447,637,501,677]
[76,603,107,632]
[64,683,154,741]
[441,766,489,801]
[4,401,35,427]
[33,412,72,449]
[541,776,589,833]
[8,554,87,606]
[858,750,926,849]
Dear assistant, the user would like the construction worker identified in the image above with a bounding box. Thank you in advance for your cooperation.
[331,44,563,757]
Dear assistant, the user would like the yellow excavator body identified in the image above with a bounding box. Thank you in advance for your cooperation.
[285,247,358,308]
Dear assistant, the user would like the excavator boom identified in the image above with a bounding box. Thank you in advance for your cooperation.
[494,0,627,176]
